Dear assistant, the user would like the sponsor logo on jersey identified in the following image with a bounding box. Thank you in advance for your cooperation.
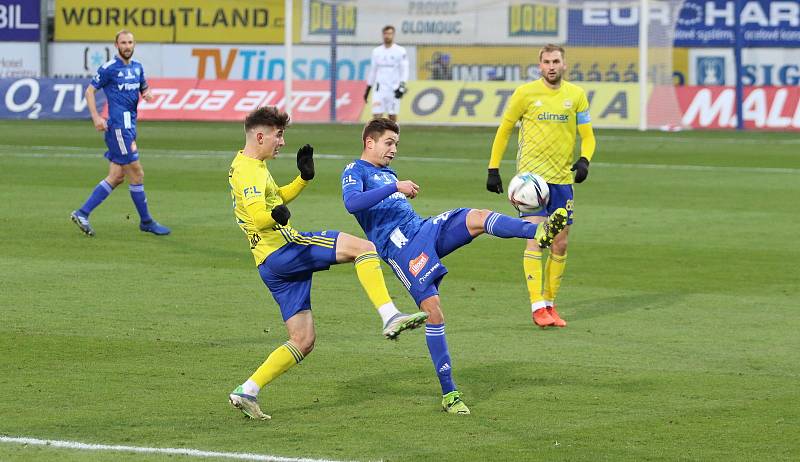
[243,185,262,198]
[408,252,429,277]
[117,82,141,91]
[563,99,573,109]
[418,262,441,284]
[342,174,357,187]
[537,112,569,122]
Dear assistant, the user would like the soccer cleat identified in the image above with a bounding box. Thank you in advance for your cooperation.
[382,311,429,340]
[229,386,271,420]
[70,211,95,237]
[534,208,568,249]
[532,307,555,327]
[140,220,171,235]
[441,390,471,415]
[547,305,567,327]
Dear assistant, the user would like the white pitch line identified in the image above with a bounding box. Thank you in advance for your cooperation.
[0,145,797,175]
[0,436,351,462]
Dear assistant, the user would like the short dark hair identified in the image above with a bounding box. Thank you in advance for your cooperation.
[539,44,565,62]
[382,25,395,33]
[245,106,290,132]
[362,117,399,145]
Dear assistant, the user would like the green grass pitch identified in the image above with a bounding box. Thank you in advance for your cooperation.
[0,120,798,461]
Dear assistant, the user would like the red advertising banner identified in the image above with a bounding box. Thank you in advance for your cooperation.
[137,79,365,122]
[677,86,800,131]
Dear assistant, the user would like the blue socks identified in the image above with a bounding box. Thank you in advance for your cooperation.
[484,212,537,239]
[426,323,456,395]
[79,180,114,216]
[129,184,152,223]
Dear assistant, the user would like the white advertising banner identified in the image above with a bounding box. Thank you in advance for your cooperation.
[48,43,413,81]
[0,43,40,78]
[689,48,800,86]
[300,0,567,45]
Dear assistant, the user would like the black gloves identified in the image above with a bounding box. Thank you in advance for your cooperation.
[571,157,590,183]
[296,144,314,181]
[486,168,503,194]
[394,82,407,99]
[271,204,291,226]
[363,85,371,102]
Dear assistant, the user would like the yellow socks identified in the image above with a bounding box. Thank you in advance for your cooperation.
[249,341,304,389]
[523,250,546,310]
[354,251,392,308]
[542,253,567,305]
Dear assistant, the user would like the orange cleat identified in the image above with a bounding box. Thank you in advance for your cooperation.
[547,305,567,327]
[532,308,555,327]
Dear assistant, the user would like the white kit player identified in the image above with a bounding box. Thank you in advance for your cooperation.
[363,25,409,122]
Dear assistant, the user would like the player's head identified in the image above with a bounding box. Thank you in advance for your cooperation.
[382,25,395,46]
[361,117,399,167]
[115,30,136,61]
[244,106,290,160]
[538,44,566,86]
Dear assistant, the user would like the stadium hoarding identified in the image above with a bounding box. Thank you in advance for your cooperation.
[0,0,40,41]
[678,86,800,130]
[689,48,800,86]
[0,77,104,119]
[567,0,800,47]
[55,0,287,43]
[0,43,41,78]
[362,81,641,128]
[300,0,567,45]
[48,43,415,81]
[136,79,364,122]
[416,46,688,85]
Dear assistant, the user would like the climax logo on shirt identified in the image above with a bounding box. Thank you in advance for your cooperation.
[408,252,429,277]
[537,112,569,122]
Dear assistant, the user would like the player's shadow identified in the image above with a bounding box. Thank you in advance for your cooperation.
[562,291,685,322]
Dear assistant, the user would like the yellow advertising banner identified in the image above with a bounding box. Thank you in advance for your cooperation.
[363,81,643,128]
[417,46,689,86]
[55,0,287,43]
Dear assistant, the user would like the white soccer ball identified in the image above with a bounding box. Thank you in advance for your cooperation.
[508,172,550,213]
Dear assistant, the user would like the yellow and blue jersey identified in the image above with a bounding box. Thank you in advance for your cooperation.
[489,79,591,184]
[229,151,304,265]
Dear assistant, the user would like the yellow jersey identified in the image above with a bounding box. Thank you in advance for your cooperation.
[228,151,307,265]
[489,79,592,184]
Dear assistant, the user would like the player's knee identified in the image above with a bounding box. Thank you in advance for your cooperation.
[551,234,568,255]
[106,174,124,187]
[292,333,316,356]
[355,238,376,254]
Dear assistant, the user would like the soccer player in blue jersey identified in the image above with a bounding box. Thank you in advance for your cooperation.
[227,107,427,420]
[341,118,568,415]
[70,30,170,237]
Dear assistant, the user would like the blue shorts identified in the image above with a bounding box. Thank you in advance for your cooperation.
[385,208,473,306]
[520,183,574,225]
[104,128,139,165]
[257,230,340,321]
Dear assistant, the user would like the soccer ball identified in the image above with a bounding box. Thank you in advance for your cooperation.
[508,172,549,213]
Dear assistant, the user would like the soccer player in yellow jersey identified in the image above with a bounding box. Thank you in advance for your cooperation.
[486,44,597,328]
[227,107,427,420]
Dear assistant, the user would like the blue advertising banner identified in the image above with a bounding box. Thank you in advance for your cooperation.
[566,1,800,48]
[0,0,40,41]
[0,78,104,119]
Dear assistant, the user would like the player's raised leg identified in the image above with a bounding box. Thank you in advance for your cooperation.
[123,161,170,235]
[70,162,125,237]
[418,295,469,415]
[230,311,314,420]
[465,208,567,248]
[335,233,427,339]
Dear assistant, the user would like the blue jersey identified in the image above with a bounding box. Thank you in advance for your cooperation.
[91,56,147,130]
[341,160,423,259]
